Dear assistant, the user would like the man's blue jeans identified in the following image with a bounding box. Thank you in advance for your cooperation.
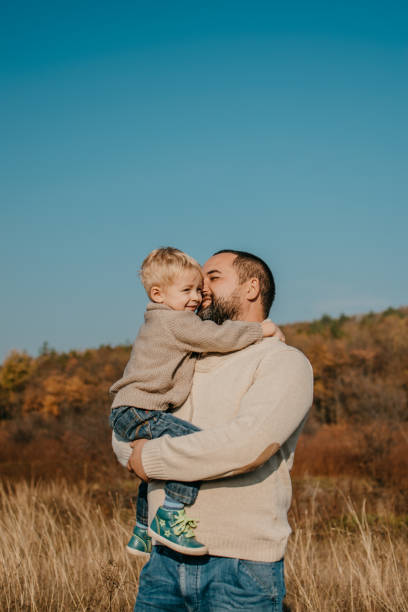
[110,406,201,525]
[135,545,286,611]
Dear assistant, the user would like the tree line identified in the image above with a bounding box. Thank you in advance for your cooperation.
[1,307,407,427]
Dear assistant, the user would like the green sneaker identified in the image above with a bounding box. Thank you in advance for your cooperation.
[148,507,208,556]
[126,525,152,558]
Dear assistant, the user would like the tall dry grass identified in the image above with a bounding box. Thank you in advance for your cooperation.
[286,487,408,611]
[0,479,142,611]
[0,479,407,611]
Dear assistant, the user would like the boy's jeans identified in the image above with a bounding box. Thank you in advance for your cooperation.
[135,545,286,611]
[110,406,201,525]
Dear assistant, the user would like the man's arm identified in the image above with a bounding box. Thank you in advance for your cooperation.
[131,348,313,482]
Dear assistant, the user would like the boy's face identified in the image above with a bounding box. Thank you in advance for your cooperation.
[152,269,203,312]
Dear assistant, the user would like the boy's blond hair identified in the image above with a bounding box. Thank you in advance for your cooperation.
[140,247,203,295]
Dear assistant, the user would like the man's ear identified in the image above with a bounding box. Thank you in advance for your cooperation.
[246,277,260,302]
[150,286,164,303]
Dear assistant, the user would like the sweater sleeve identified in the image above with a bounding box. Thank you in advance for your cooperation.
[141,349,313,482]
[166,312,263,354]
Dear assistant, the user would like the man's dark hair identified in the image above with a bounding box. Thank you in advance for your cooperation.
[214,250,275,318]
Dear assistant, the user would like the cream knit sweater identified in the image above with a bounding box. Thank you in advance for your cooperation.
[110,303,262,411]
[141,338,313,562]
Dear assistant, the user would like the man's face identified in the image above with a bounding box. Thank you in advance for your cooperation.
[198,253,243,323]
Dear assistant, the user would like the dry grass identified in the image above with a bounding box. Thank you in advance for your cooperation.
[0,479,142,611]
[1,479,407,611]
[286,486,408,611]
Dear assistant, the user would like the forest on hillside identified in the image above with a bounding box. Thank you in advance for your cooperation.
[1,306,407,423]
[0,306,407,487]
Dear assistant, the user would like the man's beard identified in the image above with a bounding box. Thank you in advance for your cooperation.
[198,292,241,324]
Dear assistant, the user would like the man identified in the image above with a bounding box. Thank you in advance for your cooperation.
[123,250,313,611]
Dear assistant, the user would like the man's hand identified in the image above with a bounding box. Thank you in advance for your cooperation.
[261,319,286,342]
[127,439,149,481]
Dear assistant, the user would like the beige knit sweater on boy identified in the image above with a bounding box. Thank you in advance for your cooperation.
[110,303,262,411]
[141,338,313,562]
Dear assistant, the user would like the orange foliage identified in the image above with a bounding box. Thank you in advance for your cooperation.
[0,312,406,509]
[0,308,406,454]
[284,307,408,426]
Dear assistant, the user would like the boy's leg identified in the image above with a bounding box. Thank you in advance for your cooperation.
[110,406,158,442]
[125,481,152,557]
[110,405,201,444]
[136,481,149,527]
[111,409,202,503]
[147,411,202,506]
[146,411,202,438]
[146,412,208,555]
[109,407,156,556]
[111,407,198,504]
[111,407,207,554]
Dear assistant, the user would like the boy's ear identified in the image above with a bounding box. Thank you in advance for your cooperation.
[150,286,164,303]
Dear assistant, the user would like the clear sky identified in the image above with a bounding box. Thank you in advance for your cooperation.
[1,1,407,361]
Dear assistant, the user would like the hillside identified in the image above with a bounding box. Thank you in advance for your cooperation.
[1,306,407,425]
[0,306,407,486]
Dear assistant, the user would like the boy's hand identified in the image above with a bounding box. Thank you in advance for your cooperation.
[261,319,286,342]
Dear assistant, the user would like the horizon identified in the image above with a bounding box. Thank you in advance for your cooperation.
[3,303,407,362]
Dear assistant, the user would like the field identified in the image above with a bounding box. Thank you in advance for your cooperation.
[1,471,407,611]
[1,309,407,610]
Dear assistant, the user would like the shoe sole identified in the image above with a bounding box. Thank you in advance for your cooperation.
[148,528,208,556]
[126,545,151,559]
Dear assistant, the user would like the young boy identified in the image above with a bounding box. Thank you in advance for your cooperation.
[110,247,278,557]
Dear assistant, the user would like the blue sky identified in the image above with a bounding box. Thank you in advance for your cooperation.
[1,1,407,360]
